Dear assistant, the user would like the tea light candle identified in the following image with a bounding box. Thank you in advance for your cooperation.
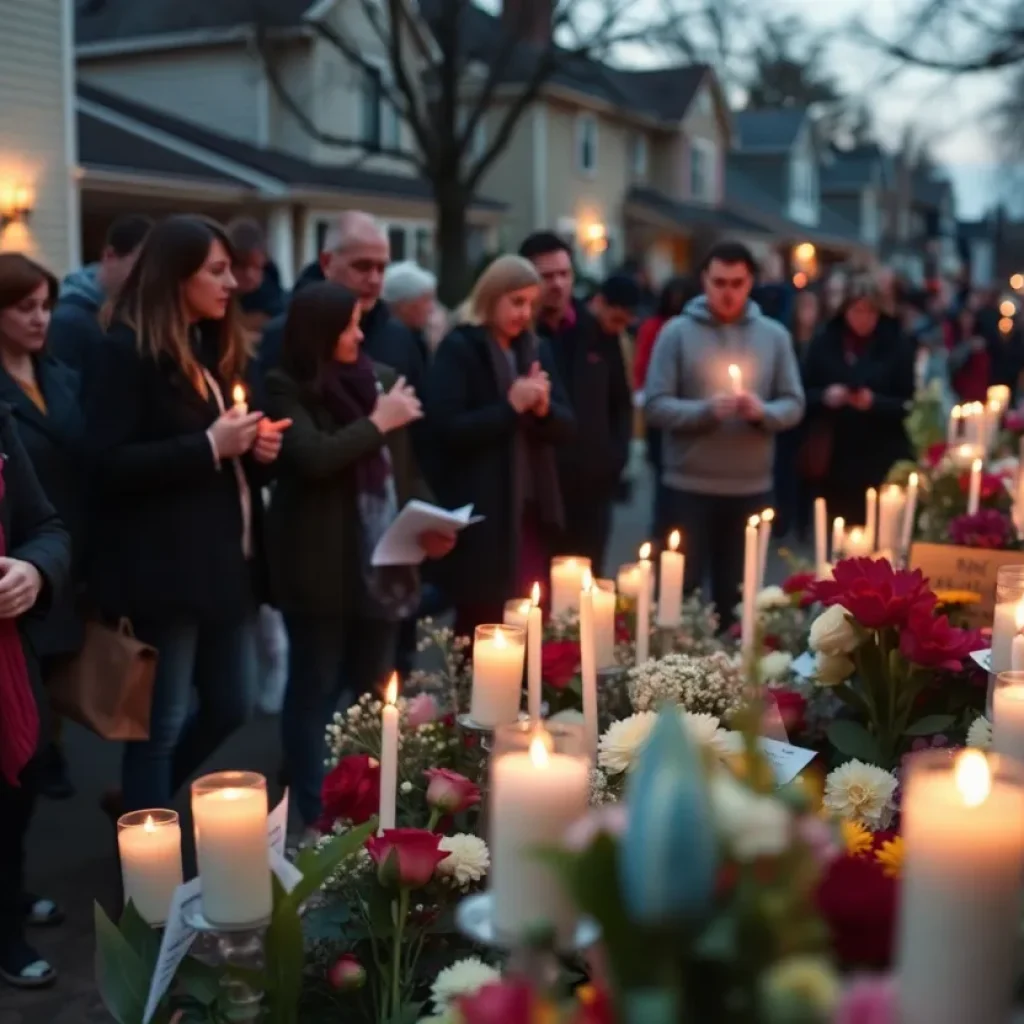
[899,473,919,560]
[656,530,685,628]
[379,673,399,833]
[527,583,542,721]
[470,625,526,727]
[636,544,653,665]
[117,810,183,926]
[727,362,742,395]
[831,516,845,561]
[550,556,590,619]
[232,383,248,415]
[967,457,983,515]
[503,598,532,632]
[865,487,878,551]
[947,403,962,446]
[897,750,1024,1024]
[191,772,272,928]
[756,509,774,590]
[988,384,1011,411]
[579,572,598,758]
[813,497,827,578]
[993,672,1024,761]
[741,516,759,656]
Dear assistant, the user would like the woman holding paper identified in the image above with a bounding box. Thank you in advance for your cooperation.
[265,282,453,829]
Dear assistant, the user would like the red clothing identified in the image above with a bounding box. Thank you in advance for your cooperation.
[943,321,990,403]
[634,315,667,390]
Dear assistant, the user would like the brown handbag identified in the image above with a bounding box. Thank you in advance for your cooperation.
[47,618,158,741]
[796,420,834,481]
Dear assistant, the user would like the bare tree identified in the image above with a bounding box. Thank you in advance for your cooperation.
[253,0,646,302]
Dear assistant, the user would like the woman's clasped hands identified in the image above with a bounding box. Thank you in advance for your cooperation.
[209,406,292,463]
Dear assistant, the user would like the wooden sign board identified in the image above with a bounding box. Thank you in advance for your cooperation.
[908,543,1024,627]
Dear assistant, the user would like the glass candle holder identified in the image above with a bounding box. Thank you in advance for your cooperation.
[470,624,525,728]
[993,671,1024,763]
[549,555,591,619]
[117,809,183,926]
[991,565,1024,678]
[897,749,1024,1024]
[503,597,532,632]
[489,721,589,947]
[191,771,272,929]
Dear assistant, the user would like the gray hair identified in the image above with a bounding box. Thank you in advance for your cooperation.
[322,211,386,255]
[382,260,437,304]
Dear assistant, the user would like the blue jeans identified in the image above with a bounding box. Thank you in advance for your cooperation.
[123,617,258,811]
[282,616,398,826]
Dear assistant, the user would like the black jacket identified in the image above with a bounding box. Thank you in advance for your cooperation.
[0,358,87,657]
[538,301,632,496]
[86,322,266,625]
[424,324,575,608]
[47,292,104,385]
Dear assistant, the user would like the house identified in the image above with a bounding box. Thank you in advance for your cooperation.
[959,217,999,289]
[820,144,890,251]
[0,0,79,272]
[74,0,502,279]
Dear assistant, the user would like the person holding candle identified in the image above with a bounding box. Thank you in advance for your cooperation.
[264,282,455,830]
[425,256,575,634]
[644,241,804,627]
[86,216,290,813]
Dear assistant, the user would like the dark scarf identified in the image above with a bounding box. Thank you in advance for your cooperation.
[322,351,389,494]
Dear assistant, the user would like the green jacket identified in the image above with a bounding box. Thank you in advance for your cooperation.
[263,364,430,619]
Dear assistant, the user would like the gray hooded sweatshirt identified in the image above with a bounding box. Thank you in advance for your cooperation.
[645,296,804,496]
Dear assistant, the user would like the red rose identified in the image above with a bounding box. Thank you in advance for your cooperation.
[424,768,481,814]
[923,441,948,468]
[456,980,536,1024]
[319,754,380,830]
[763,634,782,652]
[770,688,807,735]
[957,470,1004,502]
[614,614,631,645]
[900,608,979,670]
[782,571,816,596]
[1006,410,1024,434]
[365,828,450,889]
[572,985,616,1024]
[542,640,580,689]
[817,850,898,968]
[807,557,935,629]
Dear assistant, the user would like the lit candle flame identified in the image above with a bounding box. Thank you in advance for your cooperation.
[385,671,398,706]
[849,527,863,542]
[639,542,651,561]
[518,600,531,615]
[955,749,991,807]
[761,508,775,523]
[668,529,680,552]
[232,384,247,406]
[972,458,983,473]
[727,363,740,384]
[958,444,972,458]
[748,515,760,528]
[494,627,508,649]
[834,516,845,530]
[144,815,155,832]
[951,405,962,420]
[222,788,241,801]
[909,472,918,487]
[529,734,550,767]
[582,568,593,592]
[531,582,541,606]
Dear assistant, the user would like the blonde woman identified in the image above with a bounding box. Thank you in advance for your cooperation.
[424,255,575,633]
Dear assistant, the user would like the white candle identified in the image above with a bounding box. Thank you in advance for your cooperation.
[756,509,773,590]
[592,579,617,669]
[470,625,526,728]
[877,484,905,555]
[232,383,248,415]
[986,398,1002,452]
[992,598,1024,675]
[994,672,1024,761]
[550,556,590,620]
[379,673,399,833]
[191,772,272,928]
[831,516,845,562]
[503,598,531,632]
[988,385,1011,411]
[899,472,919,561]
[617,562,653,601]
[947,404,962,447]
[844,526,872,559]
[579,571,598,759]
[813,497,827,578]
[635,543,652,665]
[741,516,759,656]
[527,583,542,721]
[491,731,590,944]
[967,457,983,515]
[656,530,685,628]
[865,487,878,551]
[1014,636,1024,674]
[727,362,742,395]
[897,751,1024,1024]
[117,810,183,926]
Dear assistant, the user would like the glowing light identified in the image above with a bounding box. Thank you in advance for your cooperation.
[793,271,808,288]
[761,508,775,524]
[639,542,651,561]
[1000,300,1016,317]
[531,582,541,606]
[385,672,398,705]
[1011,273,1024,290]
[1000,317,1015,335]
[144,815,156,833]
[794,242,816,262]
[955,750,991,807]
[668,530,681,552]
[529,735,551,768]
[582,568,593,592]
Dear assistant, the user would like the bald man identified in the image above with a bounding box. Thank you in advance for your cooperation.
[253,212,427,397]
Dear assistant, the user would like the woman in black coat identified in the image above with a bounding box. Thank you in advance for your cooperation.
[425,255,575,633]
[87,216,289,812]
[802,274,915,527]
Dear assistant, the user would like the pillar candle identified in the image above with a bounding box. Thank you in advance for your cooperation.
[379,674,399,833]
[592,579,617,669]
[899,472,919,561]
[831,516,845,562]
[636,543,652,665]
[877,485,905,555]
[727,362,742,395]
[470,625,526,727]
[813,497,827,578]
[579,572,598,758]
[503,598,531,632]
[117,810,183,926]
[992,598,1024,675]
[656,530,685,628]
[491,732,590,944]
[967,458,983,515]
[865,487,878,551]
[994,673,1024,761]
[741,516,759,656]
[550,556,590,620]
[897,751,1024,1024]
[527,583,542,721]
[844,526,872,559]
[946,404,962,447]
[192,772,272,928]
[1014,636,1024,673]
[756,509,774,590]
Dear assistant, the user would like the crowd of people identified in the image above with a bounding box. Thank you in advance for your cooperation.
[0,203,1018,990]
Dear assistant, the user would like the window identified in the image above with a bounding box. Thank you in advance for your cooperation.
[576,114,598,175]
[414,227,433,270]
[388,226,406,261]
[861,188,880,245]
[690,139,716,202]
[382,98,401,150]
[360,68,384,148]
[630,133,649,181]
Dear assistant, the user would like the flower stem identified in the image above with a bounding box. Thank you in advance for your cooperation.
[390,889,410,1019]
[426,807,442,832]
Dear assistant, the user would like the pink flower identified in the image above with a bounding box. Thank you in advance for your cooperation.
[365,828,450,889]
[834,975,897,1024]
[423,768,481,814]
[456,980,536,1024]
[807,557,935,629]
[900,609,979,670]
[406,692,440,728]
[796,814,840,867]
[563,804,629,852]
[326,953,366,991]
[948,509,1013,550]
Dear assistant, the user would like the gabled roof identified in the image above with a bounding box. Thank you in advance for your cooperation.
[820,145,885,193]
[625,186,772,237]
[733,108,809,154]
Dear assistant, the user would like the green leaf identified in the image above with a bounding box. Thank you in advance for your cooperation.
[264,876,305,1024]
[119,900,162,972]
[286,819,376,910]
[904,713,956,736]
[94,901,157,1024]
[827,720,883,766]
[176,957,222,1007]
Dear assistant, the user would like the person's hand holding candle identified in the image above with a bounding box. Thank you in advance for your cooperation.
[736,390,764,423]
[252,417,292,464]
[709,392,738,420]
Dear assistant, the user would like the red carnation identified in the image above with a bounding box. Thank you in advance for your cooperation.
[957,469,1004,503]
[542,640,580,689]
[923,442,948,468]
[900,608,979,670]
[770,688,807,735]
[817,849,898,968]
[319,754,380,831]
[807,557,936,629]
[782,570,816,596]
[365,828,450,889]
[456,980,537,1024]
[1006,410,1024,434]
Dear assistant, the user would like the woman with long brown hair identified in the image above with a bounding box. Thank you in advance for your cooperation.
[87,215,289,812]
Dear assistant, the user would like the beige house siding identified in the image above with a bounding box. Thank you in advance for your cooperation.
[680,80,727,204]
[266,42,316,161]
[0,0,76,272]
[475,103,537,251]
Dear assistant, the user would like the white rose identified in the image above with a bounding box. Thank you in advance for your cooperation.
[814,651,855,686]
[808,604,859,656]
[709,772,791,860]
[759,650,793,681]
[431,958,501,1013]
[756,585,790,611]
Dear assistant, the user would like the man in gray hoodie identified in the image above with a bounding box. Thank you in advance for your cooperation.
[645,241,804,624]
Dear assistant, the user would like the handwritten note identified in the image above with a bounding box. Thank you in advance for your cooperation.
[791,651,816,680]
[909,543,1024,627]
[971,648,992,673]
[758,738,818,787]
[143,878,202,1023]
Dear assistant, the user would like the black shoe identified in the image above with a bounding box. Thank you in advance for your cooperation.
[0,939,57,989]
[38,744,75,800]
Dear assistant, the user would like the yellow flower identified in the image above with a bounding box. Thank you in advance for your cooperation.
[875,836,905,878]
[934,590,982,607]
[841,819,873,857]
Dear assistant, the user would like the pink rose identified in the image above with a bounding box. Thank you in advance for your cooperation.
[563,805,629,852]
[424,768,481,814]
[327,953,366,991]
[835,975,897,1024]
[406,692,440,728]
[366,828,450,889]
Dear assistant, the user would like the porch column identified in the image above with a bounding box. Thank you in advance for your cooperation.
[267,204,295,289]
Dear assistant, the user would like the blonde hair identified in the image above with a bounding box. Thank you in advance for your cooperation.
[463,254,540,325]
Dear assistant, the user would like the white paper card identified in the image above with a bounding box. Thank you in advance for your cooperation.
[971,648,992,673]
[762,699,790,743]
[791,651,817,680]
[271,851,303,893]
[372,500,484,566]
[758,737,818,787]
[267,789,289,860]
[143,878,202,1024]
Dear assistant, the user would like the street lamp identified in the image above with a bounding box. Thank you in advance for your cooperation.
[1011,273,1024,291]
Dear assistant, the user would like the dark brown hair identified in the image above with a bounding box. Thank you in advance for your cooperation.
[0,253,58,313]
[111,215,247,385]
[280,281,360,385]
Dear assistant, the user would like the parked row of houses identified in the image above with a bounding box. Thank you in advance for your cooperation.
[0,0,977,290]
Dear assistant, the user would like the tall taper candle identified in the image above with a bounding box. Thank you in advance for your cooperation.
[865,487,878,551]
[656,530,685,628]
[813,497,827,578]
[379,673,399,833]
[579,571,598,758]
[741,516,759,656]
[592,579,617,669]
[899,472,919,562]
[831,516,845,561]
[756,509,774,590]
[877,484,905,554]
[947,403,962,446]
[636,543,652,665]
[527,583,542,721]
[967,457,983,515]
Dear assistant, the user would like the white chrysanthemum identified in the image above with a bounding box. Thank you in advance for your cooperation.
[436,834,490,887]
[756,585,791,611]
[680,711,733,758]
[808,604,859,656]
[759,650,793,681]
[967,715,993,750]
[814,651,855,687]
[430,958,501,1013]
[597,711,657,774]
[824,760,898,830]
[709,772,791,860]
[548,709,585,727]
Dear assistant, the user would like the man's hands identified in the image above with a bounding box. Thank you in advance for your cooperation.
[710,390,762,422]
[823,384,850,409]
[0,558,42,619]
